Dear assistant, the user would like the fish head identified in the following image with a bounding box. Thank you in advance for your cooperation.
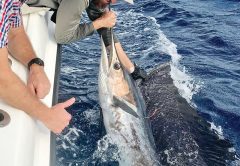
[99,35,140,118]
[100,36,131,98]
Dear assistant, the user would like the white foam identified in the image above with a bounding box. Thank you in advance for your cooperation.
[58,126,85,151]
[83,108,100,125]
[149,17,202,104]
[92,135,119,163]
[61,66,84,74]
[170,65,201,104]
[209,122,224,139]
[117,10,202,104]
[164,148,178,165]
[228,147,236,153]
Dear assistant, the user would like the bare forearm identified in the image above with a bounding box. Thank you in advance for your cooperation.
[93,19,103,30]
[0,47,74,133]
[8,26,36,66]
[0,48,48,121]
[0,70,49,120]
[114,43,134,73]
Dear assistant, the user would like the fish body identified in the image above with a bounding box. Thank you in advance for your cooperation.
[98,36,159,166]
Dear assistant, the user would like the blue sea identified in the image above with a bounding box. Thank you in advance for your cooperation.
[56,0,240,165]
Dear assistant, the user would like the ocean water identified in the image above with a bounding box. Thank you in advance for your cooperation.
[56,0,240,165]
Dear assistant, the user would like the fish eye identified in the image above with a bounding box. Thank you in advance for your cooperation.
[114,62,121,70]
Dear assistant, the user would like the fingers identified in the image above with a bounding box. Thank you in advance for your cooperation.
[108,11,116,25]
[36,89,45,99]
[54,120,70,134]
[28,82,50,99]
[102,11,116,28]
[108,11,116,18]
[35,83,51,99]
[64,111,72,122]
[55,111,72,134]
[27,82,37,96]
[28,66,51,99]
[47,105,73,134]
[61,97,76,109]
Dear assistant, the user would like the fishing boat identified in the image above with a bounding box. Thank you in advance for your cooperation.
[0,5,59,166]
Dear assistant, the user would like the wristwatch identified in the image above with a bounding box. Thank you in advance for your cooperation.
[28,58,44,70]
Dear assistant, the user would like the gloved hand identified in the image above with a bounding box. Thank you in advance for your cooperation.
[131,63,147,81]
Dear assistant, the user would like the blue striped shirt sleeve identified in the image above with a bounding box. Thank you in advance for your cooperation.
[0,0,26,48]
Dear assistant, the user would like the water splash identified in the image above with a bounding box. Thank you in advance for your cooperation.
[116,10,201,104]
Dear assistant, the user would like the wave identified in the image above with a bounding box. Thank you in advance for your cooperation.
[115,9,201,105]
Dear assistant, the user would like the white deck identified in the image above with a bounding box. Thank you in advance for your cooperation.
[0,6,57,166]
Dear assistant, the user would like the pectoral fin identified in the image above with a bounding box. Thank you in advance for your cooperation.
[113,95,139,118]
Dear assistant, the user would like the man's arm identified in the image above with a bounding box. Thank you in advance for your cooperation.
[55,0,94,44]
[114,43,134,73]
[86,4,134,73]
[0,47,74,133]
[55,0,116,44]
[8,25,50,98]
[0,48,47,117]
[86,4,119,47]
[8,25,36,66]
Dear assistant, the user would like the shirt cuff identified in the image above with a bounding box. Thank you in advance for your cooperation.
[0,42,7,48]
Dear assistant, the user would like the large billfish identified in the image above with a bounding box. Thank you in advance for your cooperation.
[98,36,159,166]
[139,63,238,165]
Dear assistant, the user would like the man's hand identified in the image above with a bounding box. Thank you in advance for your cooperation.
[42,97,75,134]
[93,11,116,29]
[27,64,51,99]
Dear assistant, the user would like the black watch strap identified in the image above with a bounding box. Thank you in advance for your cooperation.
[28,58,44,70]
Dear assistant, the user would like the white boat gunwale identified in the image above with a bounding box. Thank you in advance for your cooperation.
[0,5,61,166]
